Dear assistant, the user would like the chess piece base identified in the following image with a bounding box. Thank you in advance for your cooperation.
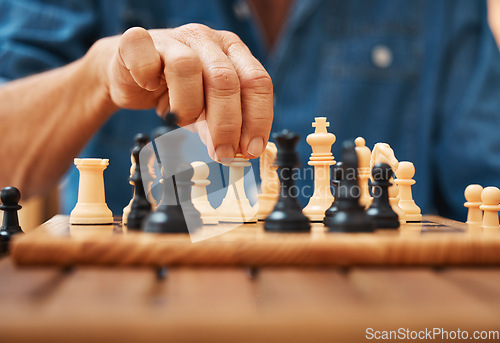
[70,203,113,225]
[264,203,310,232]
[218,199,257,223]
[324,205,375,233]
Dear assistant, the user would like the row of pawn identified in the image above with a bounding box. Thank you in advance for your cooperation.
[464,184,500,231]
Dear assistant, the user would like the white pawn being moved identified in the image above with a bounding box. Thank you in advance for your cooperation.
[191,161,218,225]
[480,186,500,232]
[464,184,483,226]
[217,153,257,223]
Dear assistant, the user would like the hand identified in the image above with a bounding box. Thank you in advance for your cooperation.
[101,25,273,161]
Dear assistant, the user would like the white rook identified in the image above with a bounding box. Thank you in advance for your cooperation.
[70,158,113,224]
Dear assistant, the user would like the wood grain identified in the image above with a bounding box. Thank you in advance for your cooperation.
[9,215,500,267]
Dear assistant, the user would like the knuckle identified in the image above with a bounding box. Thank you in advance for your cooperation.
[178,23,212,38]
[207,66,240,95]
[168,54,202,78]
[240,69,273,94]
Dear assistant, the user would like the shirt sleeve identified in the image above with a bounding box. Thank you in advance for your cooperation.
[434,1,500,220]
[0,0,99,85]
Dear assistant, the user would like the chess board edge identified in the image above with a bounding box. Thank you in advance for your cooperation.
[10,215,500,267]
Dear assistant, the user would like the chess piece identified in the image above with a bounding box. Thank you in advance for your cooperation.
[366,163,400,229]
[257,142,279,220]
[217,153,257,223]
[480,186,500,231]
[303,117,336,221]
[264,130,310,232]
[324,141,375,233]
[143,112,202,234]
[324,162,343,220]
[123,133,150,224]
[394,161,422,222]
[191,161,218,225]
[388,182,406,224]
[69,158,113,224]
[0,187,23,254]
[355,137,372,208]
[464,184,483,225]
[126,135,153,230]
[370,142,399,210]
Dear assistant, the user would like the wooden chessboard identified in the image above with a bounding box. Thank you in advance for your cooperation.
[10,215,500,267]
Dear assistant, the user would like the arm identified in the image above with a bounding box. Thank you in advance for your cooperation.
[0,40,118,198]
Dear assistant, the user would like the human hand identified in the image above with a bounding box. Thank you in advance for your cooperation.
[101,25,273,161]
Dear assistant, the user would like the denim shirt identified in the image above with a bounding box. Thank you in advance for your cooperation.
[1,0,500,221]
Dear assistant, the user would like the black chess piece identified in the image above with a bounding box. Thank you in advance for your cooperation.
[127,134,153,230]
[264,130,310,232]
[0,187,23,254]
[143,112,202,233]
[323,161,343,223]
[324,141,375,233]
[366,163,400,229]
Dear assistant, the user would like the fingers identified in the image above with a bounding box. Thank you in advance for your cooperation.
[175,25,243,162]
[152,34,204,123]
[219,31,273,159]
[119,27,162,91]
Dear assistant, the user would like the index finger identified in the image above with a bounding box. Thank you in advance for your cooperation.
[219,31,273,159]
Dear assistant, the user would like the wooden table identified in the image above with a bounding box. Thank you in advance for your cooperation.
[2,256,500,342]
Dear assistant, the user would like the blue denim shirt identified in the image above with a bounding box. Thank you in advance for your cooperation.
[1,0,500,221]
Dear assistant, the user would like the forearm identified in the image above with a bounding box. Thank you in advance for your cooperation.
[0,38,118,198]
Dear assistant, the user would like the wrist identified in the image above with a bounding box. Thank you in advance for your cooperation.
[78,37,120,122]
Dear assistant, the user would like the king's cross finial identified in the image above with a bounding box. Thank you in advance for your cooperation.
[312,117,329,133]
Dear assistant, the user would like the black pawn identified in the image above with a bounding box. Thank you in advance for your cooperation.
[0,187,23,254]
[264,130,310,232]
[324,141,375,233]
[324,161,343,222]
[143,113,202,234]
[366,163,400,229]
[127,134,153,230]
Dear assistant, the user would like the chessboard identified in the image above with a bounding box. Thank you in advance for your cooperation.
[10,215,500,267]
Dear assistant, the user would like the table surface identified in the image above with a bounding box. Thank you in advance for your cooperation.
[2,256,500,343]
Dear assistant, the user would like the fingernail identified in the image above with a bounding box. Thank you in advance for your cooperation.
[247,137,264,157]
[215,145,235,164]
[145,77,161,91]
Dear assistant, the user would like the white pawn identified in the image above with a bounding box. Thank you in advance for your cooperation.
[256,142,279,220]
[464,184,483,225]
[354,137,371,208]
[480,186,500,231]
[394,161,422,222]
[191,161,218,225]
[70,158,113,224]
[388,181,406,224]
[217,153,257,223]
[303,117,336,221]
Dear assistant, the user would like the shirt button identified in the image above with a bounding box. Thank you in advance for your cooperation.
[372,45,393,69]
[233,1,251,21]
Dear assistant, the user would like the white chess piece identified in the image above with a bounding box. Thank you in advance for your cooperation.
[70,158,113,224]
[394,161,422,222]
[480,186,500,232]
[303,117,336,221]
[217,153,257,223]
[257,142,279,220]
[191,161,218,225]
[355,137,371,209]
[388,181,406,224]
[371,142,399,210]
[464,184,483,225]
